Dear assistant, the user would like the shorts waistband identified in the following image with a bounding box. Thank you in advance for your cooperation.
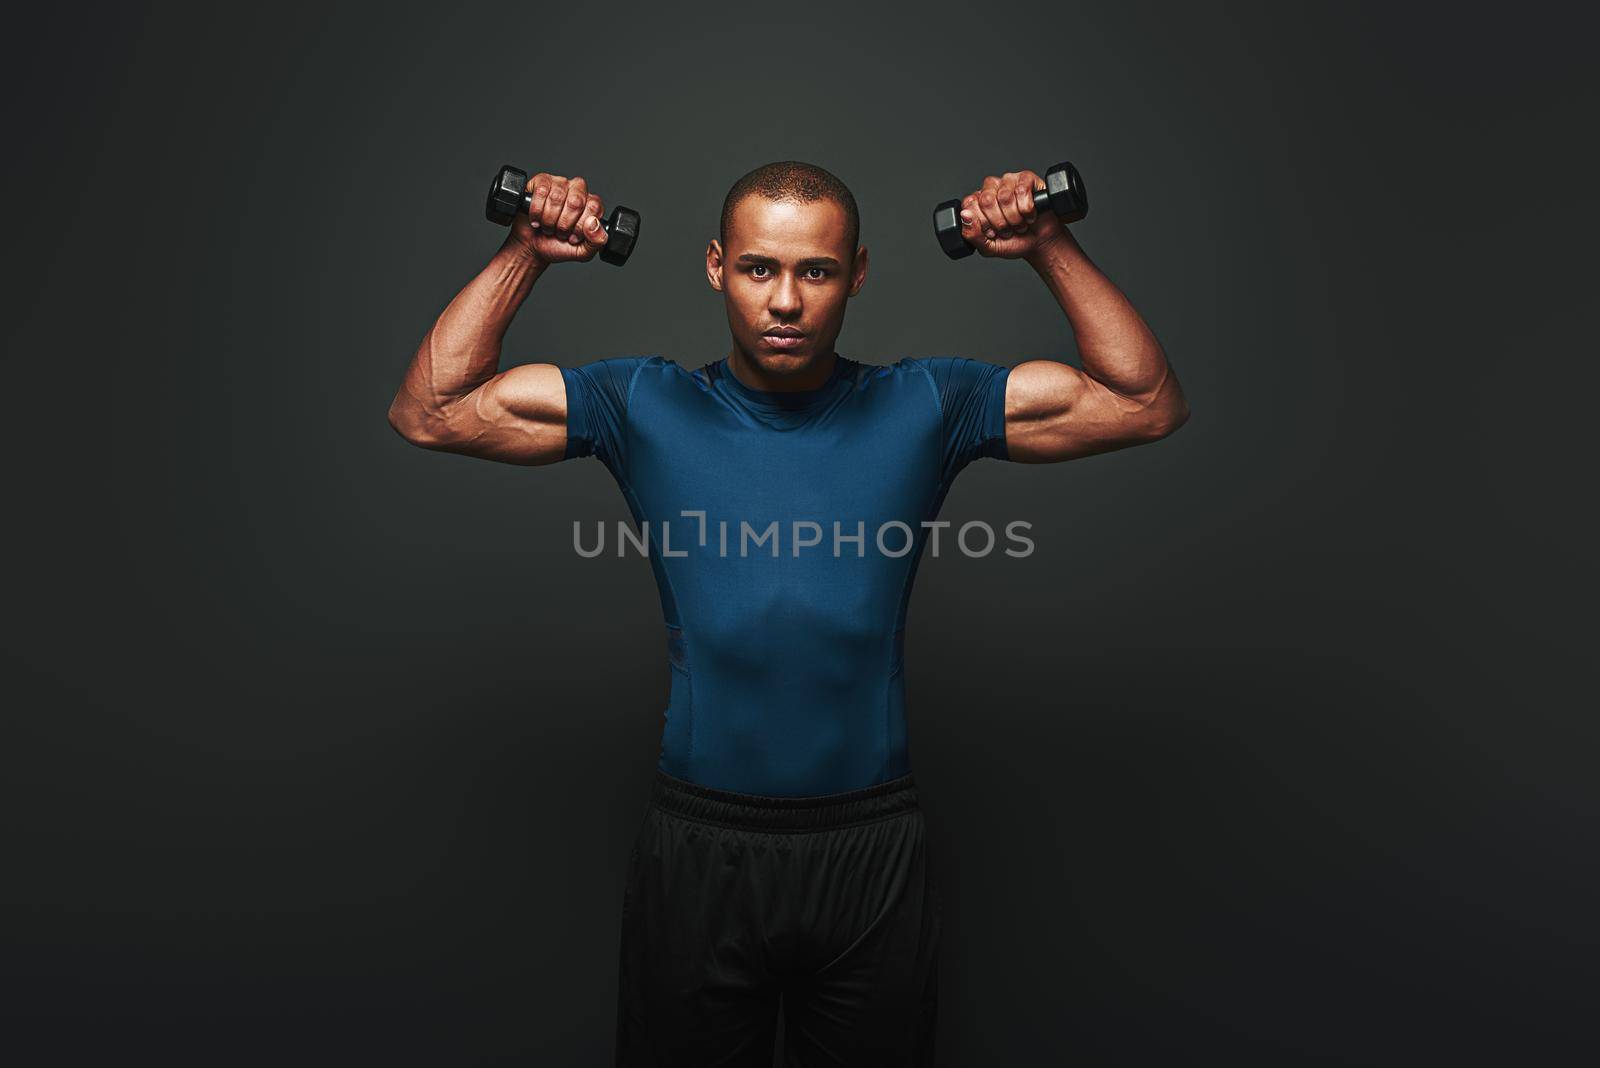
[650,770,920,832]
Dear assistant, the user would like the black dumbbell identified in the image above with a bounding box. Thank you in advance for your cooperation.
[484,164,641,267]
[932,161,1087,260]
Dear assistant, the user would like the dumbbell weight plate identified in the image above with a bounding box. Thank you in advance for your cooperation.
[1044,161,1087,224]
[598,206,640,266]
[485,164,528,226]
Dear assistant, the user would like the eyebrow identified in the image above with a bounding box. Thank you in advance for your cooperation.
[736,253,842,268]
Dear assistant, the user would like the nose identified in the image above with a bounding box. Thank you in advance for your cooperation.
[769,272,801,318]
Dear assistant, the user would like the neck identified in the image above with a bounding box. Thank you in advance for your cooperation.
[726,346,839,392]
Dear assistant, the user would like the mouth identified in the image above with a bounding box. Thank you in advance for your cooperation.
[762,328,806,349]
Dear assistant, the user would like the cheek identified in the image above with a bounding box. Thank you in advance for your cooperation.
[818,288,848,315]
[726,289,760,326]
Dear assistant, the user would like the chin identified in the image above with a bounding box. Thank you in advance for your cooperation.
[748,348,813,373]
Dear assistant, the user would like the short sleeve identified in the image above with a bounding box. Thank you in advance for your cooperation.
[559,356,648,472]
[908,356,1012,484]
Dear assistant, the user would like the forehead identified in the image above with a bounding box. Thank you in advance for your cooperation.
[726,196,850,256]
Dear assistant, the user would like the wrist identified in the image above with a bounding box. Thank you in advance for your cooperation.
[500,233,551,275]
[1024,231,1080,272]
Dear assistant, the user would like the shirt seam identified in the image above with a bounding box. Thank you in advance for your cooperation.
[611,359,689,766]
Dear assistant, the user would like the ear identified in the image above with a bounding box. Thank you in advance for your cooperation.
[847,245,868,297]
[706,239,725,292]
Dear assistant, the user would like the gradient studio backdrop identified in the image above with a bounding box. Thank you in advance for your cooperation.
[4,1,1592,1065]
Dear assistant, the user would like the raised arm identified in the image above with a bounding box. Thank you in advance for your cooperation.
[386,172,612,466]
[956,168,1190,463]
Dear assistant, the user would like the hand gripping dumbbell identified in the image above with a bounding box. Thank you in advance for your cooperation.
[932,161,1088,260]
[484,164,641,267]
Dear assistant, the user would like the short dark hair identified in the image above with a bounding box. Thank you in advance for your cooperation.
[719,160,860,256]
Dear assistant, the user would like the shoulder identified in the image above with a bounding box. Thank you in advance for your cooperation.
[629,356,711,401]
[883,356,1010,413]
[563,354,687,406]
[898,355,1007,384]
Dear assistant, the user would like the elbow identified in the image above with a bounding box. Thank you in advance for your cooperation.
[387,396,453,449]
[1116,361,1189,444]
[1163,396,1192,437]
[386,398,424,446]
[1140,395,1190,443]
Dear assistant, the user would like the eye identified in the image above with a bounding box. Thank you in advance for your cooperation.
[751,265,770,278]
[805,267,827,279]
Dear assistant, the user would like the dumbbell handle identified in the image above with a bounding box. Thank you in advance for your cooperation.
[485,165,640,266]
[978,162,1085,222]
[933,161,1087,260]
[508,189,609,230]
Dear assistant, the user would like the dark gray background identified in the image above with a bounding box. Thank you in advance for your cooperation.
[5,1,1593,1064]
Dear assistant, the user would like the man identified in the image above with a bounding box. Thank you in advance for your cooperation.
[387,160,1187,1066]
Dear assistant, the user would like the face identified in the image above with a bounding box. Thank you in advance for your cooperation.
[707,195,868,379]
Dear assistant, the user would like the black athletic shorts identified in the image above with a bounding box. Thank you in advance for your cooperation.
[615,769,943,1067]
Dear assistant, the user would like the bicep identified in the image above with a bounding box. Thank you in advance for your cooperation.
[1003,358,1179,463]
[432,362,570,466]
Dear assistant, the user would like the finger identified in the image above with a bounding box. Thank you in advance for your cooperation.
[998,174,1028,233]
[526,173,553,230]
[977,175,1002,235]
[976,186,1010,239]
[959,194,978,237]
[556,176,588,235]
[995,173,1026,231]
[540,176,569,232]
[979,175,1011,236]
[580,194,609,247]
[1016,173,1041,225]
[960,194,993,254]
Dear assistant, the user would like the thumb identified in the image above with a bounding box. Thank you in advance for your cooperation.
[959,206,985,248]
[581,211,610,249]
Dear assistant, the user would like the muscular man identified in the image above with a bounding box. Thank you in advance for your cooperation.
[387,160,1187,1066]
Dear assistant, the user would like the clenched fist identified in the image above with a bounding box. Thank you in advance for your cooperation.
[957,169,1069,261]
[508,172,611,266]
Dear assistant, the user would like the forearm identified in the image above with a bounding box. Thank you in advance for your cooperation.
[1024,231,1173,405]
[388,235,548,435]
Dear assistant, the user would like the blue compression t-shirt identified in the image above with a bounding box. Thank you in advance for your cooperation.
[559,352,1011,797]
